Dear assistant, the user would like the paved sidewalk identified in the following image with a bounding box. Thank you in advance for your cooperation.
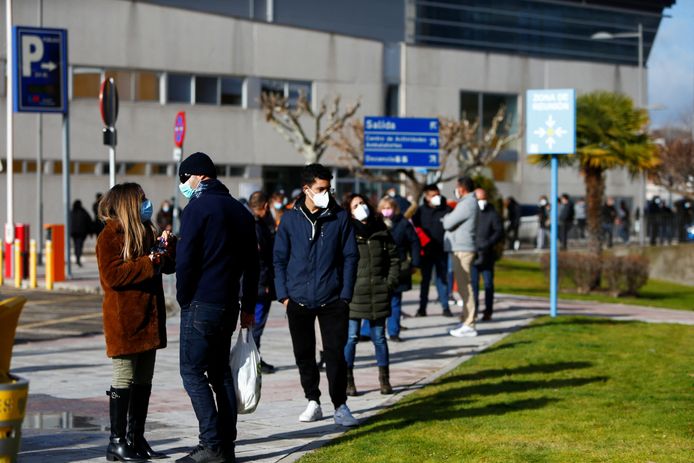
[7,263,694,462]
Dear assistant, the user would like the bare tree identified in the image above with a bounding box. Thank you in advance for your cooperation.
[650,127,694,196]
[260,92,360,164]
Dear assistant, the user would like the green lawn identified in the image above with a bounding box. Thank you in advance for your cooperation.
[301,317,694,463]
[495,259,694,311]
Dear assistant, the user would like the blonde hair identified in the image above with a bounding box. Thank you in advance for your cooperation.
[377,196,400,215]
[99,183,155,261]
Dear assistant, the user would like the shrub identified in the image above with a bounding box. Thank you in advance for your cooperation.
[601,255,624,297]
[622,255,650,295]
[569,253,602,294]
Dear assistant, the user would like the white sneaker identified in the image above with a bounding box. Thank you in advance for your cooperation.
[334,404,359,427]
[299,400,323,422]
[449,324,478,337]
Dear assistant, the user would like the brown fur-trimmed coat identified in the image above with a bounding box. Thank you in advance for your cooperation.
[96,219,173,358]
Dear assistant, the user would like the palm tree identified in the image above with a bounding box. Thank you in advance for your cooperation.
[532,91,658,256]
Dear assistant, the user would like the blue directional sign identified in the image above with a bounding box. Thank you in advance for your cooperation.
[363,116,439,169]
[13,26,68,113]
[526,89,575,155]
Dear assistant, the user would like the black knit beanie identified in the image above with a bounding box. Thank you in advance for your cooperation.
[179,152,217,178]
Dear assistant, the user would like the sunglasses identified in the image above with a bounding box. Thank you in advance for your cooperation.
[179,173,191,184]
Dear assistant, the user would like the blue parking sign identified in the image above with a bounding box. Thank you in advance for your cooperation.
[13,27,68,114]
[526,89,575,155]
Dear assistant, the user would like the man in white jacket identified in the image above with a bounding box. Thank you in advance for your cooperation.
[442,176,479,337]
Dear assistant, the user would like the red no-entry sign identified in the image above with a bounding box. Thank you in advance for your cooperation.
[174,112,186,148]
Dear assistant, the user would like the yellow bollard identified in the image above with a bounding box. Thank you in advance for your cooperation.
[29,240,37,289]
[45,240,54,290]
[14,239,22,289]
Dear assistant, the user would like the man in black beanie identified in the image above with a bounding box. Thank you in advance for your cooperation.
[176,152,259,463]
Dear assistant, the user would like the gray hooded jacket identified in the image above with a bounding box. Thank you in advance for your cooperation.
[442,192,478,252]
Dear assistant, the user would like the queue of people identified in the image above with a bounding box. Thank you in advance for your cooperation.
[93,157,515,463]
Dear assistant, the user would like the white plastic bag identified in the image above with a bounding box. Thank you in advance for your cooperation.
[230,328,262,414]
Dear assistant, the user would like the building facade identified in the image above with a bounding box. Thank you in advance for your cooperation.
[0,0,673,238]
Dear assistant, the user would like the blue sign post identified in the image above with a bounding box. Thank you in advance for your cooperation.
[363,117,439,169]
[13,27,68,113]
[526,89,576,318]
[13,26,71,278]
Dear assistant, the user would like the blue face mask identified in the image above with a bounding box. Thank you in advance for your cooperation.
[179,180,195,199]
[140,199,153,222]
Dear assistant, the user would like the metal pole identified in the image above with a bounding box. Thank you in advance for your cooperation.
[637,23,646,246]
[109,145,116,188]
[5,0,15,274]
[62,113,72,278]
[36,0,43,265]
[173,158,181,233]
[550,154,559,317]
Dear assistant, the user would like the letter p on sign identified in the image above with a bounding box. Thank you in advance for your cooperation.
[22,35,43,77]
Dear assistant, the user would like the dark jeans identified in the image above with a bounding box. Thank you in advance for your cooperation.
[471,264,495,318]
[419,253,449,313]
[345,317,388,367]
[252,296,272,350]
[286,299,349,408]
[180,301,238,450]
[559,222,572,250]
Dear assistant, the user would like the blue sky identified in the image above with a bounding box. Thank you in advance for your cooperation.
[648,1,694,128]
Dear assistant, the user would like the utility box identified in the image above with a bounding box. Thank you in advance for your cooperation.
[13,224,29,279]
[44,224,65,282]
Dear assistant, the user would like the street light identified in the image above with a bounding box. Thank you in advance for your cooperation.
[591,23,647,246]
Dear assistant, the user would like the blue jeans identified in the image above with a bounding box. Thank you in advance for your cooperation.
[344,318,389,368]
[419,253,449,313]
[180,301,238,450]
[471,265,494,318]
[387,292,403,337]
[252,296,272,350]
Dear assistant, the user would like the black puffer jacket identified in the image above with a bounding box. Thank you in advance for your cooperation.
[349,218,399,320]
[387,214,421,292]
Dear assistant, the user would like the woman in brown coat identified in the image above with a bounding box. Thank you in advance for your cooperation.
[96,183,175,462]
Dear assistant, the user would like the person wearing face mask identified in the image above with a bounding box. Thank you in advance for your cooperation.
[470,188,504,322]
[176,152,259,463]
[274,163,360,427]
[156,200,174,232]
[443,176,479,338]
[96,183,175,462]
[341,194,399,396]
[269,191,288,230]
[412,184,453,317]
[376,197,420,341]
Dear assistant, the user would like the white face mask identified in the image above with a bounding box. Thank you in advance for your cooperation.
[478,200,487,211]
[353,203,370,222]
[454,189,462,200]
[307,188,330,209]
[429,195,442,207]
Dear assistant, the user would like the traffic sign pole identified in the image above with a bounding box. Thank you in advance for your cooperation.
[5,0,15,279]
[550,155,559,317]
[62,111,72,279]
[109,145,116,188]
[172,112,186,233]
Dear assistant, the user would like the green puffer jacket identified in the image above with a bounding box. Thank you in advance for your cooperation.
[349,218,400,320]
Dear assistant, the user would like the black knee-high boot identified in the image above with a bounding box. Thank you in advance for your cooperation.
[106,387,145,462]
[127,383,167,459]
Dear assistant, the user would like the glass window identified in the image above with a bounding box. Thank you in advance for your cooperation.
[260,79,285,99]
[221,77,243,106]
[105,70,133,101]
[287,81,311,107]
[167,74,192,103]
[195,76,219,105]
[77,162,96,174]
[460,91,518,136]
[72,69,101,99]
[125,163,147,175]
[135,72,160,101]
[385,85,399,117]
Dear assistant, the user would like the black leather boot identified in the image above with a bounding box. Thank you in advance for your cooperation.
[346,368,358,396]
[106,387,145,462]
[378,366,393,395]
[127,383,167,459]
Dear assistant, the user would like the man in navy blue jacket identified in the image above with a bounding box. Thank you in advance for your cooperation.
[176,152,259,463]
[274,163,360,427]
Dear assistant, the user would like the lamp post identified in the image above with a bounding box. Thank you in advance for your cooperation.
[592,23,646,246]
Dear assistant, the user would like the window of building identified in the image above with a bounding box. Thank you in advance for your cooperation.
[195,76,219,105]
[135,72,160,101]
[460,91,518,136]
[260,79,311,107]
[151,163,170,175]
[385,85,399,117]
[167,73,192,103]
[72,68,101,99]
[125,163,147,175]
[221,77,243,106]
